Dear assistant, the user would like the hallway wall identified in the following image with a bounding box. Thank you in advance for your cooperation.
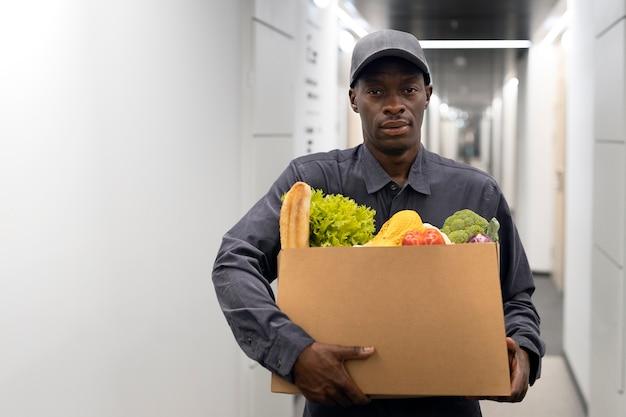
[589,0,626,416]
[0,1,244,416]
[517,41,557,273]
[563,0,594,405]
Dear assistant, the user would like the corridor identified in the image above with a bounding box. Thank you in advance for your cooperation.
[1,0,623,416]
[481,277,585,417]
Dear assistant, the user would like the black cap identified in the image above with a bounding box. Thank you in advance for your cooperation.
[350,29,431,87]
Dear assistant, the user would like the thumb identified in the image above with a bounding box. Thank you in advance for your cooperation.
[331,345,376,361]
[505,337,518,373]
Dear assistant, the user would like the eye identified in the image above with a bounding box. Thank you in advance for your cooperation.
[367,88,383,96]
[403,87,419,95]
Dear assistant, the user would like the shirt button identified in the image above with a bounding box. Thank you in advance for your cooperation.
[390,183,398,191]
[246,336,253,345]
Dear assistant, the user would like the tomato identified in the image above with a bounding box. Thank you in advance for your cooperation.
[402,228,445,246]
[402,230,422,246]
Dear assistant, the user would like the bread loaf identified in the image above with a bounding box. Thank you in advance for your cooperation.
[279,182,312,249]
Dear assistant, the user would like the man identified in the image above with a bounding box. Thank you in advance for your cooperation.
[213,29,544,416]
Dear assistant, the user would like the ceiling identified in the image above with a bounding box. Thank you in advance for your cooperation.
[349,0,560,114]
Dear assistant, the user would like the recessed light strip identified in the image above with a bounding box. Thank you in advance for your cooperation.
[420,40,532,49]
[336,6,369,38]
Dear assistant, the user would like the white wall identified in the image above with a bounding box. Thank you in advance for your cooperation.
[239,2,344,416]
[589,0,626,415]
[516,41,557,273]
[427,94,441,154]
[439,119,459,160]
[563,0,593,404]
[304,2,339,154]
[479,107,492,173]
[0,1,243,416]
[491,96,503,185]
[501,78,519,211]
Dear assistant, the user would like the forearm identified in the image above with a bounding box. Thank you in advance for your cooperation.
[503,291,543,384]
[213,236,314,378]
[212,162,315,380]
[493,189,545,385]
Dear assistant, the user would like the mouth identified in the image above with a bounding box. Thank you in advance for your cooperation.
[380,120,410,136]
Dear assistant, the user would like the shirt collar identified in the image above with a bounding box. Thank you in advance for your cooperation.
[359,144,431,196]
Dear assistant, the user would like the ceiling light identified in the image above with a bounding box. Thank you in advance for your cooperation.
[506,77,519,89]
[313,0,331,9]
[336,6,368,38]
[420,40,532,49]
[542,11,569,44]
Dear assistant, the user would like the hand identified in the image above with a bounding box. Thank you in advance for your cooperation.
[292,342,375,407]
[475,337,530,403]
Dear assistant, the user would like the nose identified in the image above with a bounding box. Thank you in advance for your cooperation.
[382,93,405,115]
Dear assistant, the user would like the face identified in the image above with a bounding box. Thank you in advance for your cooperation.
[349,57,433,155]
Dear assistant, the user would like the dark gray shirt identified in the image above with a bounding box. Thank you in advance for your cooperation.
[212,144,545,417]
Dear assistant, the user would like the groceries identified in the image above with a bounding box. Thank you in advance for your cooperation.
[402,227,446,246]
[279,182,312,249]
[309,189,376,247]
[279,182,375,248]
[441,209,500,244]
[364,210,424,247]
[273,186,508,397]
[423,223,453,245]
[278,182,499,249]
[468,234,493,243]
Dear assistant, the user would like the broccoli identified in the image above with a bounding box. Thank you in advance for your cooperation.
[486,217,500,242]
[441,209,489,244]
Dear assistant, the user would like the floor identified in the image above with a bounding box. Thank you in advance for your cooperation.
[533,275,564,355]
[481,356,585,417]
[481,276,586,417]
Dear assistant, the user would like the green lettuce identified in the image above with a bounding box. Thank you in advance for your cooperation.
[309,189,376,247]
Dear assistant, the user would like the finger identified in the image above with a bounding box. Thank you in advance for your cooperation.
[509,350,529,402]
[519,383,529,401]
[509,356,519,382]
[328,388,352,408]
[332,345,375,361]
[506,337,518,353]
[339,368,370,405]
[510,373,528,402]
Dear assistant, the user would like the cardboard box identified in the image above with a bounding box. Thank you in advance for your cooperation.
[271,243,511,397]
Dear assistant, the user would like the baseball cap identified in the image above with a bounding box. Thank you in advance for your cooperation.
[350,29,431,87]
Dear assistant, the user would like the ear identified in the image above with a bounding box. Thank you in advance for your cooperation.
[424,85,433,109]
[349,88,359,113]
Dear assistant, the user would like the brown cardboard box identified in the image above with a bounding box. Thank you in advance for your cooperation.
[271,243,511,397]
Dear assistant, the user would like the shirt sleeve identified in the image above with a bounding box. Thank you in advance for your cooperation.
[493,186,546,386]
[212,162,315,381]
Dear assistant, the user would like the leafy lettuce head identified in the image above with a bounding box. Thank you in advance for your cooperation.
[309,189,376,247]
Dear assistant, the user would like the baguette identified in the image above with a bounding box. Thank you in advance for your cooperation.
[279,182,312,249]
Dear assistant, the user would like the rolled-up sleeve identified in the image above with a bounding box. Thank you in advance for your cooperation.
[494,190,546,385]
[212,163,315,380]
